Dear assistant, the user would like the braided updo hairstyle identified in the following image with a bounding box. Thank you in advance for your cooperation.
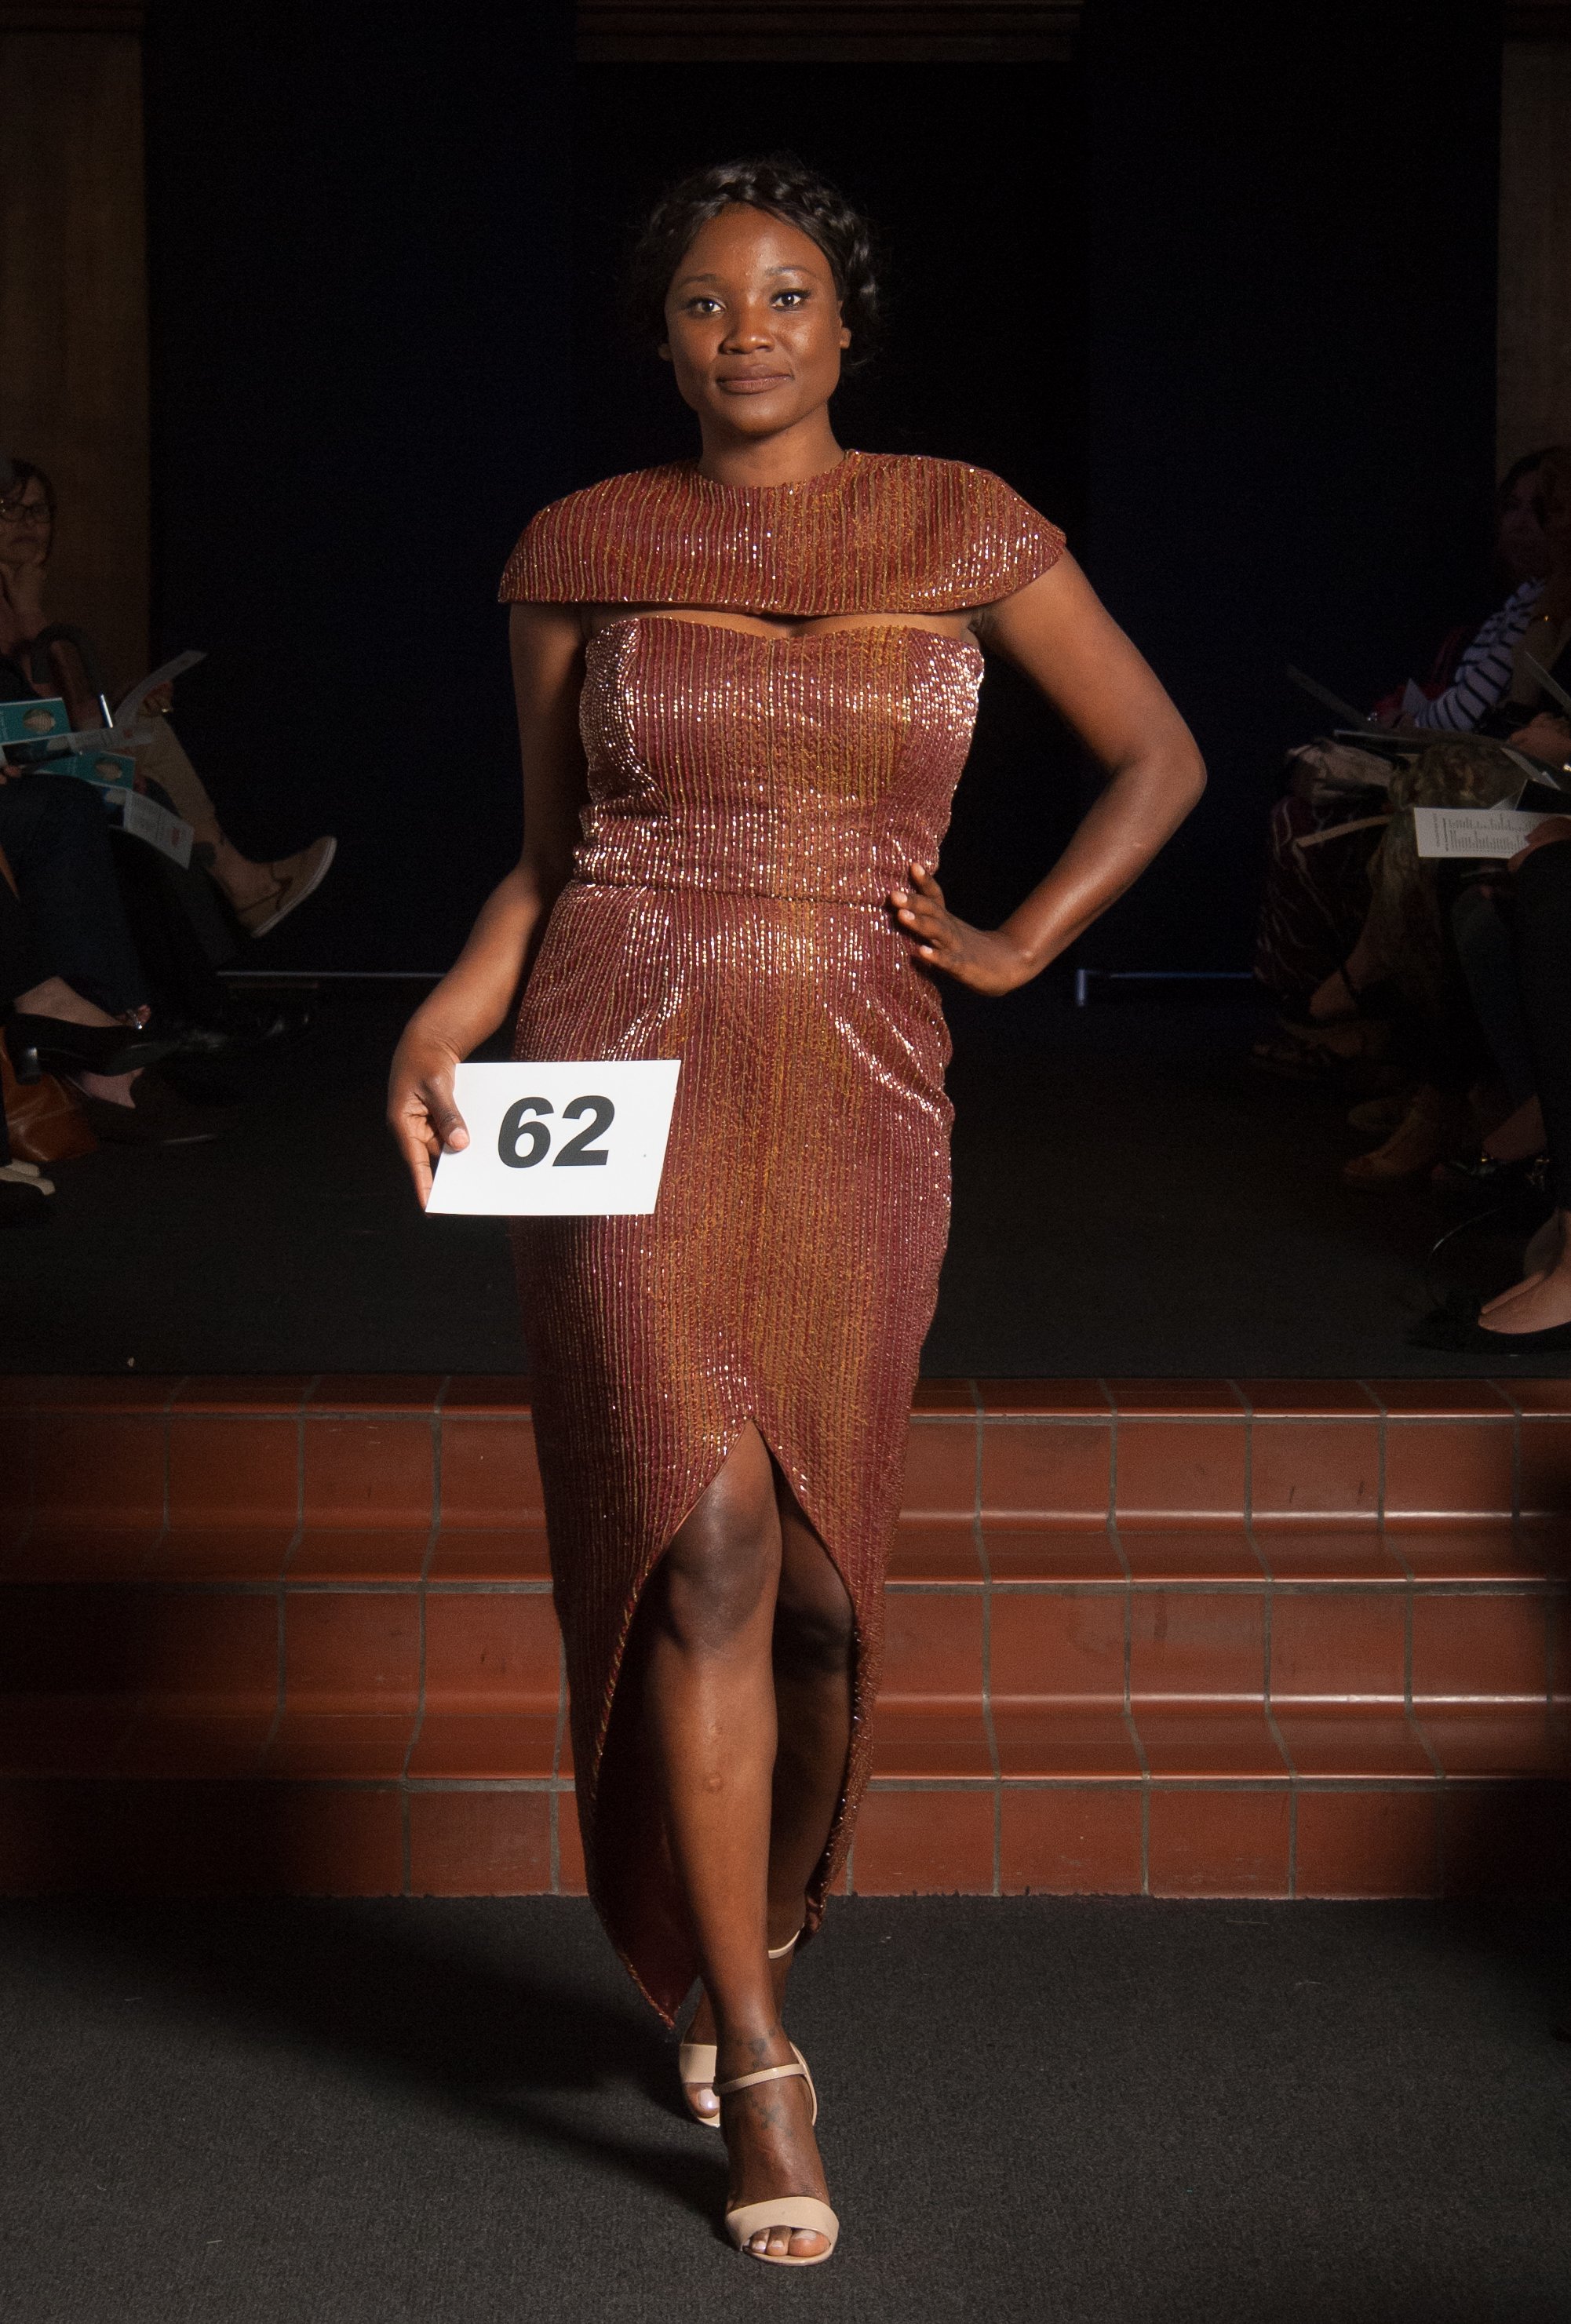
[627,154,880,370]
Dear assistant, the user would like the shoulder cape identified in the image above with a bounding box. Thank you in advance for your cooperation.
[498,451,1065,616]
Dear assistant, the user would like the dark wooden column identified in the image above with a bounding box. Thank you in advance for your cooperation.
[0,1,148,688]
[1499,2,1571,466]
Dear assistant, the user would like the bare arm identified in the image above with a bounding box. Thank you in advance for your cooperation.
[890,553,1206,993]
[387,601,588,1202]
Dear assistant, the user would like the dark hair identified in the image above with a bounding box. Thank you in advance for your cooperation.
[1533,444,1571,523]
[0,458,56,523]
[1496,446,1557,511]
[627,154,880,369]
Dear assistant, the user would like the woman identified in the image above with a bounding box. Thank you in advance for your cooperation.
[0,689,229,1147]
[1306,448,1571,1188]
[0,460,335,935]
[1254,448,1553,1036]
[388,159,1203,2266]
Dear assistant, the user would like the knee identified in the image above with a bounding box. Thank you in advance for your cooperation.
[651,1508,777,1657]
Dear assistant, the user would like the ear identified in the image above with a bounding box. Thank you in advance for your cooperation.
[657,343,672,364]
[839,326,851,351]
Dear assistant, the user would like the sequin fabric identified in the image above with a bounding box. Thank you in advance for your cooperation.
[502,454,1063,2021]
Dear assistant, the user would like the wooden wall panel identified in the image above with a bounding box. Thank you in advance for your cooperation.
[0,22,148,690]
[576,2,1081,62]
[1497,35,1571,468]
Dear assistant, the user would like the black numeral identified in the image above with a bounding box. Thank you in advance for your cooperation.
[554,1093,614,1167]
[498,1097,553,1167]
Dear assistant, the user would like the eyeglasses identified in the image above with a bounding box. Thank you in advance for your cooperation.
[0,499,50,526]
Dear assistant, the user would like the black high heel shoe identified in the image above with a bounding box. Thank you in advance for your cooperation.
[2,1013,177,1086]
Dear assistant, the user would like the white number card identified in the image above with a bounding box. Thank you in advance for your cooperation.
[425,1060,681,1217]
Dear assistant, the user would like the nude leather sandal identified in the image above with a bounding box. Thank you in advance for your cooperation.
[679,1930,803,2128]
[716,2056,838,2265]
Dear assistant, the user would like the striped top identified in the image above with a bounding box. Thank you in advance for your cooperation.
[1412,579,1544,730]
[499,450,1065,615]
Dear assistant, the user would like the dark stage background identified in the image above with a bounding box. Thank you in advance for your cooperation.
[1081,0,1504,970]
[142,1,576,974]
[143,0,1503,975]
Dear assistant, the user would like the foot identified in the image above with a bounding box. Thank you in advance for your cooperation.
[717,2029,833,2262]
[683,1921,799,2123]
[1475,1210,1569,1331]
[1482,1095,1547,1165]
[1308,963,1361,1023]
[1343,1084,1467,1186]
[228,837,337,937]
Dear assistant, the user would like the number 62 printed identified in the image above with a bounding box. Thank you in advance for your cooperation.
[426,1060,682,1217]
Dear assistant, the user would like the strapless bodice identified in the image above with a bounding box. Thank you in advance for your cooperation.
[571,615,985,903]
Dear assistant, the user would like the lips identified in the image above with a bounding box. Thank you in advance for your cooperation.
[717,372,791,395]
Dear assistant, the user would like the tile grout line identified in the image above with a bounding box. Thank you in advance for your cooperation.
[549,1630,568,1895]
[1257,1546,1299,1894]
[973,1422,1001,1896]
[404,1394,443,1786]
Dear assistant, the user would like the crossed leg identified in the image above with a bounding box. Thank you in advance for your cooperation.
[631,1422,854,2259]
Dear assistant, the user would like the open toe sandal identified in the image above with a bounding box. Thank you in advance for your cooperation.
[716,2054,838,2266]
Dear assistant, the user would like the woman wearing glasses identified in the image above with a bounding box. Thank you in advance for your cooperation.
[0,460,334,938]
[389,158,1202,2266]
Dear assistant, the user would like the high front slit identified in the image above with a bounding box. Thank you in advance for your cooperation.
[582,1422,861,2020]
[501,452,1065,2020]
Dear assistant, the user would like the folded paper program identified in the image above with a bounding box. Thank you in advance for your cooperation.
[1412,805,1555,859]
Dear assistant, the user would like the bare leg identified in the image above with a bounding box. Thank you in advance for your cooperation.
[683,1484,855,2121]
[1482,1095,1546,1163]
[1309,900,1387,1022]
[639,1425,831,2259]
[134,719,304,911]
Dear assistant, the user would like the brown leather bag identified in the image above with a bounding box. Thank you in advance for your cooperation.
[1,1038,96,1164]
[0,840,97,1163]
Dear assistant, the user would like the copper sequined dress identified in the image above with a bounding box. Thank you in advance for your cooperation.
[500,451,1063,2019]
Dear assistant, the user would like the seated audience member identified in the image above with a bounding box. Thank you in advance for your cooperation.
[1471,443,1571,763]
[1253,450,1553,1040]
[0,675,235,1147]
[0,459,336,935]
[1323,453,1571,1185]
[1389,450,1552,731]
[1412,818,1571,1350]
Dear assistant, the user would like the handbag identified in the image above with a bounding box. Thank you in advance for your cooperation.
[0,1036,96,1164]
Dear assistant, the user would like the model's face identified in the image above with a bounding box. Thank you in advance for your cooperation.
[1498,469,1550,584]
[0,478,51,564]
[661,205,850,441]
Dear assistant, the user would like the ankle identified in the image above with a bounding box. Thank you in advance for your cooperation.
[714,2018,789,2065]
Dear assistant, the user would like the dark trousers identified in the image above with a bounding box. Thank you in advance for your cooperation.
[1515,842,1571,1209]
[0,772,148,1016]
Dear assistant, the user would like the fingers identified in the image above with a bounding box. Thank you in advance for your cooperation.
[889,861,950,958]
[388,1069,469,1210]
[424,1087,470,1153]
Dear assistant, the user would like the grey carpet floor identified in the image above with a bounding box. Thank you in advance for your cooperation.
[1,1896,1568,2324]
[2,982,1563,1378]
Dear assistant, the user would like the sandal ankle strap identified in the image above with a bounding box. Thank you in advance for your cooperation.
[715,2059,808,2099]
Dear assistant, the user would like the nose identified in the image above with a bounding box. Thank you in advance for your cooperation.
[719,301,775,353]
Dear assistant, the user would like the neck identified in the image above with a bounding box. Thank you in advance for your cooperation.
[694,410,844,489]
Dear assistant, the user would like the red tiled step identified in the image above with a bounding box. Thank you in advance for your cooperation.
[0,1375,1567,1900]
